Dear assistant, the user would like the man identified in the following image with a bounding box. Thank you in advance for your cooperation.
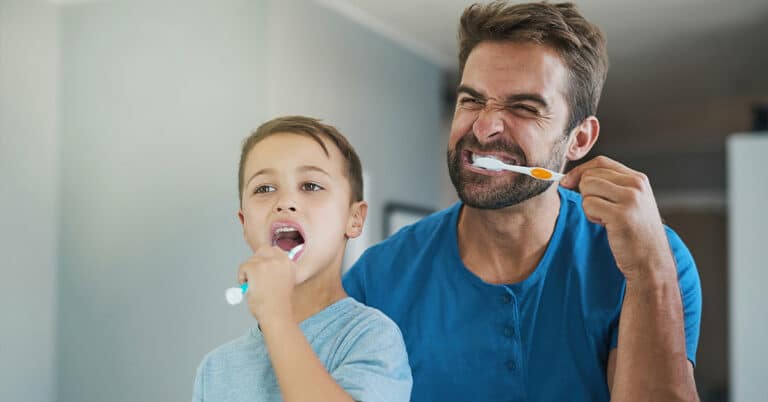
[343,2,701,402]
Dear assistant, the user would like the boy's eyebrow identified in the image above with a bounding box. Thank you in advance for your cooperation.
[246,165,331,187]
[298,165,331,177]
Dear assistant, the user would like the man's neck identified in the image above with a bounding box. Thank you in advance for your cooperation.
[457,186,561,284]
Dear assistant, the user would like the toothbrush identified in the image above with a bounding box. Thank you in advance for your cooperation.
[225,244,304,305]
[472,156,564,182]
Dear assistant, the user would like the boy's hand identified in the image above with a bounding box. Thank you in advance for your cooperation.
[238,245,296,323]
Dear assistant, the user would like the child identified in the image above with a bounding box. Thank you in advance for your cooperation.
[192,116,412,402]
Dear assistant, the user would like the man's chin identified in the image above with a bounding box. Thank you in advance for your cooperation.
[456,181,553,210]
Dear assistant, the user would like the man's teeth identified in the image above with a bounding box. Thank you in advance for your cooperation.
[472,154,503,163]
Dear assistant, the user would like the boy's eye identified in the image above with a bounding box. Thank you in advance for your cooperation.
[302,182,323,192]
[254,185,276,194]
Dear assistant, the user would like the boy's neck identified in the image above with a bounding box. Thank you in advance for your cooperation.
[290,263,348,324]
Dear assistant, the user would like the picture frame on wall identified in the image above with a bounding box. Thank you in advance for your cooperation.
[383,202,435,239]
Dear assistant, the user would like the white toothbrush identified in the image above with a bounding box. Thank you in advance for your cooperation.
[225,244,304,305]
[472,156,564,182]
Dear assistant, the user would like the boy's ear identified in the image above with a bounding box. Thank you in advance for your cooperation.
[565,115,600,161]
[237,210,248,240]
[345,201,368,239]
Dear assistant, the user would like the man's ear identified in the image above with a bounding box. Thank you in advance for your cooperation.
[566,116,600,161]
[345,201,368,239]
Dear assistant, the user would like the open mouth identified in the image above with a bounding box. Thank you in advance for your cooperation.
[463,150,520,167]
[271,222,306,252]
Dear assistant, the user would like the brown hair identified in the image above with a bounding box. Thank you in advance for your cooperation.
[238,116,363,204]
[458,1,608,131]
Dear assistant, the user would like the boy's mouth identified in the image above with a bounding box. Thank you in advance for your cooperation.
[271,222,306,252]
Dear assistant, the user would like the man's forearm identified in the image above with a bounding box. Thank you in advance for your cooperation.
[261,317,354,402]
[611,262,698,402]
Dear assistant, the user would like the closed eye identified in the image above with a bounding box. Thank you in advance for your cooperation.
[458,97,485,109]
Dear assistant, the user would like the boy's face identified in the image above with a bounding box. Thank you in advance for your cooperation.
[238,133,367,285]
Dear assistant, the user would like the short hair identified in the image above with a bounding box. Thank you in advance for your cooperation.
[458,1,609,131]
[238,116,363,204]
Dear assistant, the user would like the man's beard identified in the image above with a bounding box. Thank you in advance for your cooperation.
[447,134,567,209]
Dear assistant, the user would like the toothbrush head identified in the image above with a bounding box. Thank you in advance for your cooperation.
[225,287,244,305]
[472,156,506,171]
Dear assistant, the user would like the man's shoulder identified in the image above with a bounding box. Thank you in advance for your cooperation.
[364,202,459,258]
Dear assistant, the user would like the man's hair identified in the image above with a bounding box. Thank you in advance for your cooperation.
[238,116,363,204]
[458,1,608,131]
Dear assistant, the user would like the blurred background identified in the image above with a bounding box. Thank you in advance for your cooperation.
[1,0,766,401]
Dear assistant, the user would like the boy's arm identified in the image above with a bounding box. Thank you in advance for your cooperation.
[260,315,355,402]
[238,246,355,402]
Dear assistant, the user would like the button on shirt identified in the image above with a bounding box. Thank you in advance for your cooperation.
[343,187,702,402]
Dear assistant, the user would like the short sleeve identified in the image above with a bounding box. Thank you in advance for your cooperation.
[666,227,702,366]
[191,360,205,402]
[607,227,702,367]
[331,315,412,402]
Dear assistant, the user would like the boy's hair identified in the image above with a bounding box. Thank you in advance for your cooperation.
[458,1,609,132]
[238,116,364,204]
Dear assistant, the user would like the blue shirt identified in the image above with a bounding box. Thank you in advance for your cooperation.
[343,187,701,402]
[192,297,412,402]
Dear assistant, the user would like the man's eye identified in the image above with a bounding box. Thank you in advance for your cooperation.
[254,185,275,194]
[458,97,484,109]
[302,183,323,192]
[512,104,539,114]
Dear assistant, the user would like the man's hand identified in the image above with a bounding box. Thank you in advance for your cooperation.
[238,246,296,323]
[560,156,674,282]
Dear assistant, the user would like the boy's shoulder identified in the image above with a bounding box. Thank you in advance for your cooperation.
[196,329,262,370]
[310,297,403,340]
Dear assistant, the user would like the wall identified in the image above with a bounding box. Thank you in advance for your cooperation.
[0,1,59,401]
[727,134,768,402]
[56,1,443,401]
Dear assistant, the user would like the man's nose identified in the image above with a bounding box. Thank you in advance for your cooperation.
[472,108,504,143]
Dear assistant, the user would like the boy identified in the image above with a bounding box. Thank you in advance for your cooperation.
[192,116,412,402]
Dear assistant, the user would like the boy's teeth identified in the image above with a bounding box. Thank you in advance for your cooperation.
[275,227,298,234]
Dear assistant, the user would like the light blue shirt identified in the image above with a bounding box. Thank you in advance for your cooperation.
[192,297,412,402]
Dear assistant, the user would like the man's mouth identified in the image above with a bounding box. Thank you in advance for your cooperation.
[271,222,306,252]
[463,150,521,167]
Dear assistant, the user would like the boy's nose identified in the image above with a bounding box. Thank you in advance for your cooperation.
[276,205,297,212]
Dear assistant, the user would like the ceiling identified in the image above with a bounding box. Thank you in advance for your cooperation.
[317,0,768,70]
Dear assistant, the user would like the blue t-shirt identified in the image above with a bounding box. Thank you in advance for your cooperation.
[343,187,701,402]
[192,297,412,402]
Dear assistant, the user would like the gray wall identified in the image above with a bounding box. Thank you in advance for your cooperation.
[0,1,59,402]
[56,1,443,401]
[727,134,768,402]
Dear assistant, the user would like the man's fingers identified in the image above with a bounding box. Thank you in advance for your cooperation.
[562,156,634,188]
[582,194,620,226]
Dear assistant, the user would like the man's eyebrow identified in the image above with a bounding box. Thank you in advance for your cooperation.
[504,93,549,109]
[457,85,549,109]
[456,85,485,99]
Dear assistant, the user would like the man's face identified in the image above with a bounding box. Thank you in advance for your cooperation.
[238,133,361,285]
[448,41,573,209]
